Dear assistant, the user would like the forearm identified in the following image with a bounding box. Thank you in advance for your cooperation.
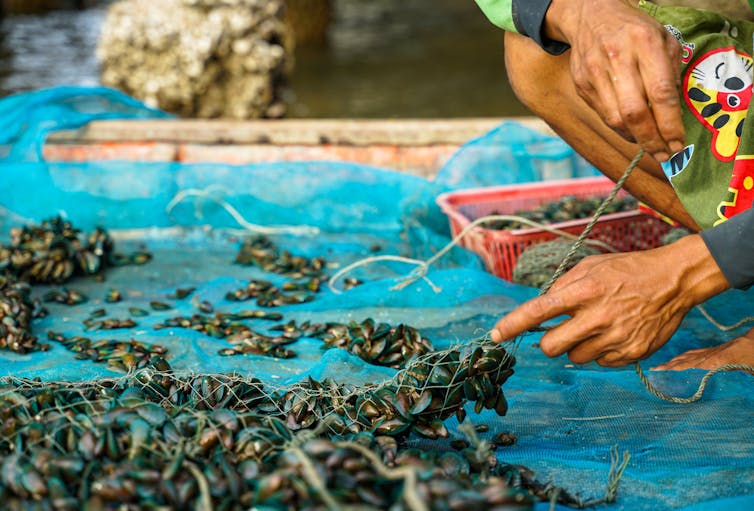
[670,234,731,306]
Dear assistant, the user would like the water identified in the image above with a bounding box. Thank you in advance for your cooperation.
[0,7,105,96]
[0,0,529,118]
[288,0,530,118]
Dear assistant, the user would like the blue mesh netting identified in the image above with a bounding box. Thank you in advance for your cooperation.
[1,87,753,510]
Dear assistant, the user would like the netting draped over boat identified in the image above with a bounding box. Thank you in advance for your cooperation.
[0,87,753,510]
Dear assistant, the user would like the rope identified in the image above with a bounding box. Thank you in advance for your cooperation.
[328,214,618,294]
[336,441,428,511]
[578,445,630,507]
[605,446,630,504]
[289,447,343,511]
[696,304,754,332]
[634,362,754,404]
[165,187,320,237]
[539,149,643,294]
[186,461,213,511]
[328,255,444,294]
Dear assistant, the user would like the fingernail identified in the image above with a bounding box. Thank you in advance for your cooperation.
[490,329,502,343]
[669,140,685,154]
[653,152,669,162]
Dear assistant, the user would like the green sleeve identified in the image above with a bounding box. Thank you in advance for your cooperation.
[474,0,518,33]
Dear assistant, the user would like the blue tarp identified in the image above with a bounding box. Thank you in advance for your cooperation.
[0,87,752,510]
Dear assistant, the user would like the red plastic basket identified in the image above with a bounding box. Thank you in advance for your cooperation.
[436,177,674,281]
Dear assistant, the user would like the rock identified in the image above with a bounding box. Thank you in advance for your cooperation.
[97,0,293,119]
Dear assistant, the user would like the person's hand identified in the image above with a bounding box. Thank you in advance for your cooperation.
[652,332,754,370]
[490,235,730,366]
[544,0,685,162]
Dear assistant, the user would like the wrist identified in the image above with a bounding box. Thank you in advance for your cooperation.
[671,234,730,306]
[543,0,574,43]
[544,0,642,45]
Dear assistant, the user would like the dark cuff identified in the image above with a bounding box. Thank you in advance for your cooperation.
[512,0,570,55]
[700,208,754,289]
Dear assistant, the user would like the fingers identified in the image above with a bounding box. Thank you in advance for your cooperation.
[539,313,633,364]
[652,346,721,370]
[607,36,683,160]
[491,293,574,343]
[572,58,626,138]
[569,13,685,161]
[611,58,666,158]
[540,318,604,359]
[493,259,605,343]
[635,31,686,158]
[652,357,686,371]
[658,30,686,151]
[561,334,608,363]
[653,353,708,371]
[596,348,648,367]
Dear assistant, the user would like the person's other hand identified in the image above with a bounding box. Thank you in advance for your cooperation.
[491,235,729,366]
[652,334,754,370]
[544,0,685,162]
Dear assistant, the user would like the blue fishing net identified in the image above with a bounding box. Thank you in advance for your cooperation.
[1,87,753,510]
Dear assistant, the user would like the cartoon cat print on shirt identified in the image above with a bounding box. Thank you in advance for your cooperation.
[682,45,754,223]
[684,46,752,162]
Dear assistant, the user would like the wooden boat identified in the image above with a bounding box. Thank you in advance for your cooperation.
[46,118,550,178]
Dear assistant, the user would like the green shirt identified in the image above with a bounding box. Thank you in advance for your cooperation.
[474,0,516,32]
[474,0,568,54]
[474,1,754,36]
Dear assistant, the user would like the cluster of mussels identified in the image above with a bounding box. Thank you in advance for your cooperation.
[151,313,433,367]
[0,343,588,511]
[0,276,47,354]
[0,217,113,284]
[42,288,88,306]
[229,236,361,307]
[487,195,638,230]
[46,332,168,373]
[0,229,590,509]
[220,331,299,359]
[226,278,321,307]
[269,342,515,436]
[154,311,284,338]
[314,318,433,369]
[152,310,296,359]
[0,217,154,354]
[235,235,328,278]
